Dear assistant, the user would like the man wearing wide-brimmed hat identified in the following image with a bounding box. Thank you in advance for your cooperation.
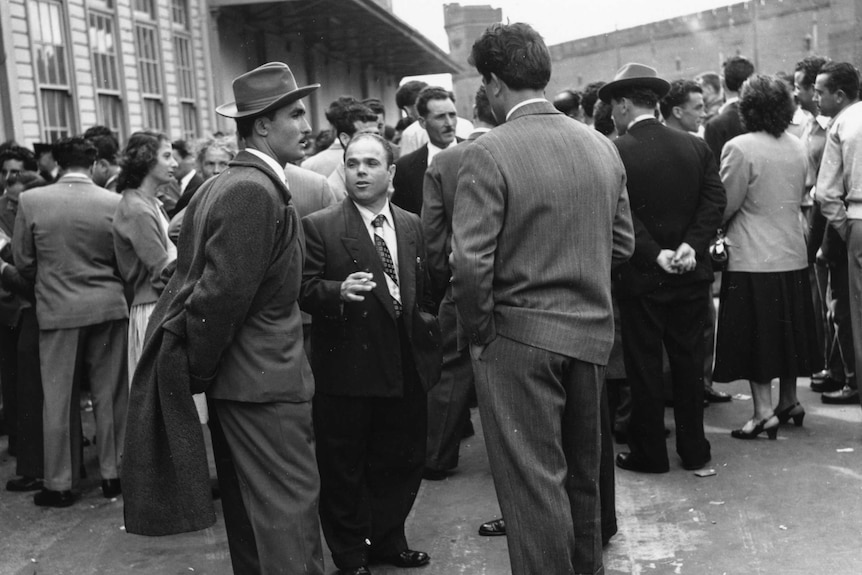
[122,62,324,574]
[602,63,726,475]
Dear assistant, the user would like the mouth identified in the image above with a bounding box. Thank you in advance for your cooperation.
[354,181,370,189]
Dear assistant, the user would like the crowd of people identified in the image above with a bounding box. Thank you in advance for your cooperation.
[1,19,862,575]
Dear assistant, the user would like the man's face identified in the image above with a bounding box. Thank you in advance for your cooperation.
[91,159,110,187]
[264,100,312,165]
[419,98,457,148]
[814,73,842,118]
[201,148,232,179]
[1,159,25,189]
[5,181,24,212]
[794,71,817,114]
[37,152,56,174]
[675,92,706,132]
[150,140,178,185]
[344,138,394,211]
[171,149,196,180]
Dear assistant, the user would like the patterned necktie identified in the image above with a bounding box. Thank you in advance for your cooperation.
[372,214,402,317]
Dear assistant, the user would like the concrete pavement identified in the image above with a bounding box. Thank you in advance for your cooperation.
[1,377,861,574]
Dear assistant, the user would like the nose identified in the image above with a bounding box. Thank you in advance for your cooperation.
[301,117,311,134]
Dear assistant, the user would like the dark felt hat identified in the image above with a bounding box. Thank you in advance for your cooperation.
[598,63,671,103]
[216,62,319,119]
[32,143,53,158]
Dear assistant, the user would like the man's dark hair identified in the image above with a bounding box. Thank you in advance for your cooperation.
[362,98,385,116]
[416,86,452,118]
[818,61,861,101]
[344,132,394,167]
[474,85,497,126]
[117,131,170,192]
[89,134,119,165]
[326,97,378,137]
[613,87,660,109]
[553,90,581,116]
[235,109,277,139]
[469,22,551,91]
[172,139,193,159]
[739,74,795,137]
[52,137,97,170]
[696,72,721,93]
[723,56,755,92]
[581,81,606,119]
[0,145,37,171]
[659,80,703,120]
[83,125,114,140]
[593,101,616,137]
[395,80,428,110]
[794,56,831,89]
[395,117,415,132]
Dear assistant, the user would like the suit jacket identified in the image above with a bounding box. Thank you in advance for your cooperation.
[422,130,485,304]
[704,101,745,162]
[613,119,726,297]
[172,171,206,215]
[13,173,128,330]
[451,100,634,366]
[300,199,441,397]
[391,145,429,215]
[123,150,312,535]
[0,195,27,326]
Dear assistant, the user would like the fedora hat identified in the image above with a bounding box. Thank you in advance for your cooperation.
[598,63,670,103]
[216,62,320,119]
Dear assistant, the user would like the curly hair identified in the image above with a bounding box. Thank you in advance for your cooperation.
[794,55,831,89]
[469,22,550,91]
[117,130,170,192]
[738,74,795,138]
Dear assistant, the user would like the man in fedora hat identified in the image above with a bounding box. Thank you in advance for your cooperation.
[125,61,324,574]
[600,63,725,474]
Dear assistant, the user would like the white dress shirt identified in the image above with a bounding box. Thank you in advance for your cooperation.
[354,200,401,304]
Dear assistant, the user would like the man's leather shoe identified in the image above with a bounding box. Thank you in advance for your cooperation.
[478,517,506,536]
[681,454,712,471]
[704,387,732,403]
[615,452,669,473]
[102,478,122,498]
[811,376,844,393]
[422,468,449,481]
[34,488,78,508]
[6,476,42,492]
[821,386,860,404]
[811,369,830,383]
[339,568,371,575]
[374,550,430,568]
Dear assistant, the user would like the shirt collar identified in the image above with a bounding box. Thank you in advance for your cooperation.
[244,148,287,186]
[354,200,394,230]
[426,139,456,163]
[718,97,739,115]
[628,113,656,131]
[179,168,196,192]
[506,98,548,121]
[58,172,93,183]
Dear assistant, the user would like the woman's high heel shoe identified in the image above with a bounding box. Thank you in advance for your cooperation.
[731,415,779,440]
[774,402,805,427]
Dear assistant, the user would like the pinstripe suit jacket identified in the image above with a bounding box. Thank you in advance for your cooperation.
[451,100,635,365]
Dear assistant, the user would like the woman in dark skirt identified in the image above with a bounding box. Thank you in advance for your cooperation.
[713,74,819,440]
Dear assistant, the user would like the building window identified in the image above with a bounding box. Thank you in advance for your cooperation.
[171,0,189,30]
[89,11,126,140]
[29,0,75,142]
[135,23,164,131]
[134,0,156,18]
[173,34,197,139]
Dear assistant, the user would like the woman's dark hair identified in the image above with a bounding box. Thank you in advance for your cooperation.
[738,74,795,137]
[117,130,169,192]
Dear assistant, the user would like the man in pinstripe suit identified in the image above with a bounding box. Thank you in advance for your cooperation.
[451,23,634,575]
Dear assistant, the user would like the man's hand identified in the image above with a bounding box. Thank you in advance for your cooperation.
[656,249,681,274]
[340,271,376,302]
[672,242,697,273]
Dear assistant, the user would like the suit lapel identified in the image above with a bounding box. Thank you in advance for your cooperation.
[393,206,416,329]
[340,201,397,320]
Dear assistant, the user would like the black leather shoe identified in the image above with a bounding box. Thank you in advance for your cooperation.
[478,517,506,536]
[6,476,43,492]
[422,468,449,481]
[338,567,371,575]
[374,550,430,568]
[101,478,122,498]
[704,387,732,403]
[681,454,712,471]
[811,376,844,393]
[615,452,669,473]
[821,386,860,404]
[34,488,78,508]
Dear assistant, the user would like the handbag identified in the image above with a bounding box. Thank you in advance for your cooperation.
[708,228,728,272]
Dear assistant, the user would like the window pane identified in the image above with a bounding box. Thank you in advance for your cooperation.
[90,12,119,91]
[30,0,69,86]
[135,24,161,95]
[181,102,198,140]
[171,0,189,29]
[97,94,125,143]
[173,35,194,99]
[143,98,164,131]
[41,90,72,142]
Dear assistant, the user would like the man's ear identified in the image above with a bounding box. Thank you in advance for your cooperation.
[672,106,684,120]
[254,116,269,136]
[487,73,503,97]
[338,132,351,148]
[417,115,427,130]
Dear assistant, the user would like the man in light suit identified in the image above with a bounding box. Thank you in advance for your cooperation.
[421,85,496,481]
[602,64,725,474]
[301,133,441,575]
[452,23,634,575]
[704,56,754,161]
[392,86,458,215]
[13,138,129,507]
[125,62,324,574]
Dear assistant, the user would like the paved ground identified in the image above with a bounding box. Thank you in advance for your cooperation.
[1,377,861,575]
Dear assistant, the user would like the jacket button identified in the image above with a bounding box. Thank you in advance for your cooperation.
[361,311,368,318]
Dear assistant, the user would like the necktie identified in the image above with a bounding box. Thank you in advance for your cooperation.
[372,214,402,317]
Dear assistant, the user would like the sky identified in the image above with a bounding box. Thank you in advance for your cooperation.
[391,0,739,86]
